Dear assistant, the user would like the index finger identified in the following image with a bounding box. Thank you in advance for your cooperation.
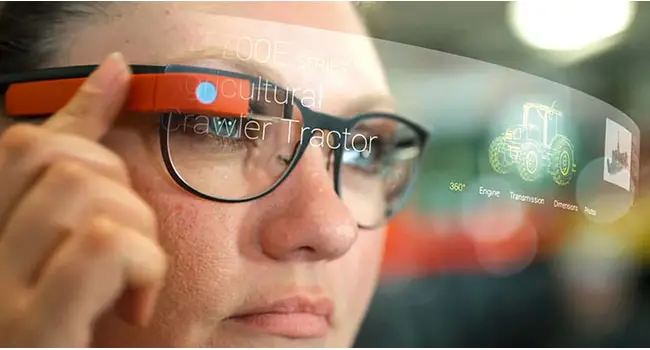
[43,52,132,140]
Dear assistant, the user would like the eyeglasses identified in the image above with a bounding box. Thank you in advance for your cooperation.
[0,64,429,229]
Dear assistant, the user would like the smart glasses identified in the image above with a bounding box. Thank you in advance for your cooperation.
[0,64,429,229]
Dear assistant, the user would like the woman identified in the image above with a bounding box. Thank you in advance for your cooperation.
[0,2,426,347]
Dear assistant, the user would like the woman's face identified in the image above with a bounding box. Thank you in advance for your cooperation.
[50,2,392,347]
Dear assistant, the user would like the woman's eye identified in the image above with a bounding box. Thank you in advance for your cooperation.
[343,148,381,174]
[168,114,252,153]
[182,115,262,142]
[208,117,243,138]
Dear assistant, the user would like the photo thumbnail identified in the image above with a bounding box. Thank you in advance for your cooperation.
[603,118,633,191]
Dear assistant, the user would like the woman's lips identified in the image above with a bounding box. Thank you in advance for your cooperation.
[227,295,334,339]
[229,313,330,338]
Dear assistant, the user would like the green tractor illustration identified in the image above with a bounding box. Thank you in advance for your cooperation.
[488,102,576,186]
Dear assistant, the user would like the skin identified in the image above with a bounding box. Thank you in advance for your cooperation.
[0,2,392,347]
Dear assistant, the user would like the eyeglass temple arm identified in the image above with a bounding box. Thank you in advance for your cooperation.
[4,73,252,118]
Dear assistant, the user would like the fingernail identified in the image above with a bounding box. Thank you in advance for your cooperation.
[87,52,130,91]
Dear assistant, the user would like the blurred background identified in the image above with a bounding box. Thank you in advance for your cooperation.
[352,1,650,347]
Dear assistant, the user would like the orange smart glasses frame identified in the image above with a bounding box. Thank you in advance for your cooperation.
[0,65,253,118]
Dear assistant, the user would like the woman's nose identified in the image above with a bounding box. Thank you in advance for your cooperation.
[256,147,358,262]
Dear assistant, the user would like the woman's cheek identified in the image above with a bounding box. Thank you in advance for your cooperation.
[160,200,240,287]
[104,128,247,319]
[328,228,385,346]
[350,227,385,283]
[140,191,253,346]
[335,228,385,315]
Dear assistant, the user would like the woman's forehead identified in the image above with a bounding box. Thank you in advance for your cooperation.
[57,2,392,115]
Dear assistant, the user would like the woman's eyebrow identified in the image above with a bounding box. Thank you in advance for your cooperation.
[341,92,396,117]
[162,47,396,118]
[162,46,287,86]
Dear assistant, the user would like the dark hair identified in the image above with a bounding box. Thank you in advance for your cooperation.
[0,1,368,75]
[0,2,104,74]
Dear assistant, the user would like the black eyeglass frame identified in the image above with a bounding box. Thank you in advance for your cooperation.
[0,64,430,228]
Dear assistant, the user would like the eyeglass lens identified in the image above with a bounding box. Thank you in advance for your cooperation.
[163,82,422,227]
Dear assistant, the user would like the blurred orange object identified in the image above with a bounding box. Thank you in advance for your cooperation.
[381,206,572,277]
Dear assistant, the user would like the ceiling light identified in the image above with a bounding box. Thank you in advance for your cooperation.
[508,0,636,51]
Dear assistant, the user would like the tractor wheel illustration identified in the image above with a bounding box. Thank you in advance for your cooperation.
[489,136,513,174]
[549,135,575,186]
[517,141,544,182]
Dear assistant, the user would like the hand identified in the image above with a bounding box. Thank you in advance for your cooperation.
[0,53,167,347]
